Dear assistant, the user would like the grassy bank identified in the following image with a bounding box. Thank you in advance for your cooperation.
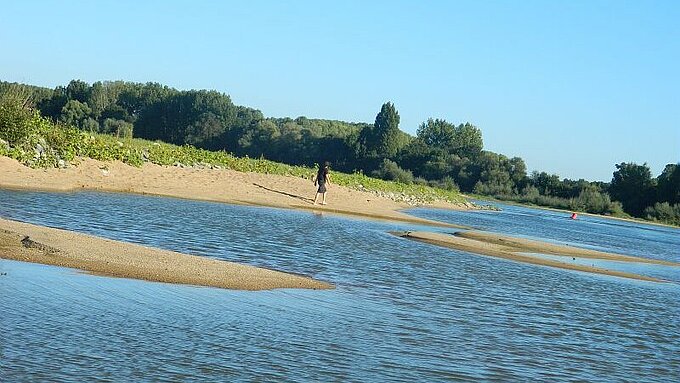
[0,103,465,205]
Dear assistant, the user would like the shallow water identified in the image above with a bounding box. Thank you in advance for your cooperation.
[407,204,680,284]
[1,190,679,382]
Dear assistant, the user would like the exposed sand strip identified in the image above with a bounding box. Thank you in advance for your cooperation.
[0,156,465,228]
[391,231,677,283]
[456,231,679,266]
[0,218,333,290]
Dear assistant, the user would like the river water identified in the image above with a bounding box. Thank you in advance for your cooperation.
[1,190,678,382]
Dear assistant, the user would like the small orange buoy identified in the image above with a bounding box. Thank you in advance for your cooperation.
[571,212,578,220]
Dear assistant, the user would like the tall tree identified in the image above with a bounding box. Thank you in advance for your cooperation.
[530,171,562,196]
[416,118,483,158]
[508,156,527,188]
[359,102,402,159]
[656,163,680,205]
[473,151,517,195]
[453,122,483,158]
[609,162,655,216]
[417,118,456,148]
[66,79,90,103]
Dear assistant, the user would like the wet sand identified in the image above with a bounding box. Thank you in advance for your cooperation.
[456,231,678,265]
[0,218,333,290]
[0,156,465,228]
[391,231,678,283]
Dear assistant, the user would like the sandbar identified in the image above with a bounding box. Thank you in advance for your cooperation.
[391,231,679,283]
[0,218,333,290]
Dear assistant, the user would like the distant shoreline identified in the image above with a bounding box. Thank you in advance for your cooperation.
[467,194,680,230]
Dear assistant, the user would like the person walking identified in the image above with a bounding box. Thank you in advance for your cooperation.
[313,162,331,205]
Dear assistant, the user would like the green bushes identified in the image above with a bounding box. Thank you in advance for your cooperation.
[371,159,415,184]
[0,102,42,144]
[493,186,626,217]
[0,101,146,168]
[333,170,462,203]
[569,188,619,215]
[0,102,465,204]
[644,202,680,226]
[428,176,460,192]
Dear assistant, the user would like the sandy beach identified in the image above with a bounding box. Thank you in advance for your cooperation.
[1,156,675,286]
[0,156,465,228]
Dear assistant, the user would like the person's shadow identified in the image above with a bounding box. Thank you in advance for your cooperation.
[252,183,315,204]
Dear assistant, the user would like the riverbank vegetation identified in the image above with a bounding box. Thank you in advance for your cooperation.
[0,99,464,205]
[1,79,678,225]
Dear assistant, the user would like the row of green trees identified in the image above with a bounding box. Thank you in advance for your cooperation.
[1,79,678,225]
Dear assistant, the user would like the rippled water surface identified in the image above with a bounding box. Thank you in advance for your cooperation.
[1,190,679,382]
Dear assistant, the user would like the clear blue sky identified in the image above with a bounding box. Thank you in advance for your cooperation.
[1,0,678,181]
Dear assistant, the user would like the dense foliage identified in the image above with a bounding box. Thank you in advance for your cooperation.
[0,100,464,205]
[1,79,678,225]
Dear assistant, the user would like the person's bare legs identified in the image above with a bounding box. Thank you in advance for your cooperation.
[321,192,327,205]
[313,192,320,205]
